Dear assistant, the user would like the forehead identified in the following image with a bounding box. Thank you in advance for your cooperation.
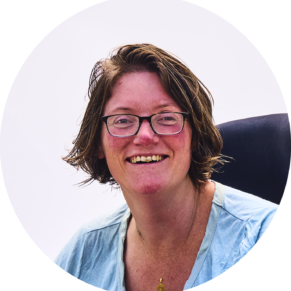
[103,72,182,115]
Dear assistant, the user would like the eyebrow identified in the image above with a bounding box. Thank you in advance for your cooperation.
[111,103,176,112]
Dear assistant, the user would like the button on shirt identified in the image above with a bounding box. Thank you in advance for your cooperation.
[55,181,278,290]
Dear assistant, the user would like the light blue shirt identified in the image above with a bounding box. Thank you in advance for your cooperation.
[55,181,277,290]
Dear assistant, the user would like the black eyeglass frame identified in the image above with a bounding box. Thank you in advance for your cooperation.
[101,112,190,137]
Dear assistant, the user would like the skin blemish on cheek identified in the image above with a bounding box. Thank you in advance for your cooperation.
[119,81,122,84]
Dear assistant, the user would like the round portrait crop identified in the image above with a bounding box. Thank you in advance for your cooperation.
[54,44,278,291]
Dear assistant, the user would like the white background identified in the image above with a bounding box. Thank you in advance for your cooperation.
[0,0,288,261]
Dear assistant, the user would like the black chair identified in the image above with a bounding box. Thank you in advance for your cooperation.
[212,114,291,204]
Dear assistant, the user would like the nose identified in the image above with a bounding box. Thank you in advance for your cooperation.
[133,120,159,146]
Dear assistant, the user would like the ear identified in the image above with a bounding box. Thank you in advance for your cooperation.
[98,146,105,159]
[191,136,197,152]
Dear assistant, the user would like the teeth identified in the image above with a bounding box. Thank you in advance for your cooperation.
[130,155,164,163]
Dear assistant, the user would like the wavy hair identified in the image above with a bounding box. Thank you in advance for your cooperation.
[63,44,224,188]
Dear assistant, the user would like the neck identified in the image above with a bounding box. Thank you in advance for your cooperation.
[122,176,200,254]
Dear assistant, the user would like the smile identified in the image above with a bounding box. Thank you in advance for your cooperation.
[128,155,166,164]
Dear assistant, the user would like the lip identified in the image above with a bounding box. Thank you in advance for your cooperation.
[126,154,168,160]
[125,155,169,166]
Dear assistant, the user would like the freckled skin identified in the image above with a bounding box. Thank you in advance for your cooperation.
[101,71,192,197]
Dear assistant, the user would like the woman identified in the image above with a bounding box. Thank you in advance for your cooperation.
[55,44,277,291]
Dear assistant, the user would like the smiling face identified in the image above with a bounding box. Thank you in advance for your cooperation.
[101,71,193,196]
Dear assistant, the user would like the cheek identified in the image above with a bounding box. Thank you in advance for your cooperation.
[170,123,192,154]
[167,126,192,168]
[101,129,130,160]
[169,125,193,170]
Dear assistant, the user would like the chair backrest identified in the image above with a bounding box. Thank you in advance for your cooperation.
[211,114,291,204]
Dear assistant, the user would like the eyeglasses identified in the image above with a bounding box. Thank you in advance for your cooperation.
[101,112,189,137]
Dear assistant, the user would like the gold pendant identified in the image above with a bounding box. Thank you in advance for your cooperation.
[157,278,165,291]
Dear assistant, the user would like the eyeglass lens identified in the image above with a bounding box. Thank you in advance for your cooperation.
[106,113,184,136]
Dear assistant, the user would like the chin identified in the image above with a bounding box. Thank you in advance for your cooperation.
[134,179,167,195]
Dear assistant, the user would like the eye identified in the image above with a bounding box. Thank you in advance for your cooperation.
[116,118,130,124]
[155,113,178,125]
[114,116,135,124]
[109,115,137,128]
[161,116,175,121]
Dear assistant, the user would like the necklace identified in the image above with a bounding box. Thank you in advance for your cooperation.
[136,189,200,291]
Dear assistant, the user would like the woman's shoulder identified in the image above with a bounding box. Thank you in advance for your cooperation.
[66,201,129,243]
[82,202,130,233]
[192,181,278,287]
[213,181,278,223]
[211,181,278,250]
[54,202,130,277]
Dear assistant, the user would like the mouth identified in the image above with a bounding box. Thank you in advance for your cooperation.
[126,155,168,164]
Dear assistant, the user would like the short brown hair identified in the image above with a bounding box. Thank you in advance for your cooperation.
[63,44,224,188]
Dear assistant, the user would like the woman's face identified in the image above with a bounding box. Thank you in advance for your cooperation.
[100,71,193,196]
